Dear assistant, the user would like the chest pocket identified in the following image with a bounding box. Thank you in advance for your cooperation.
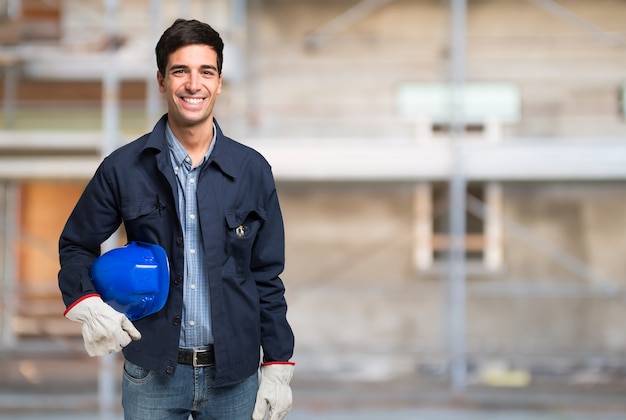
[224,209,266,264]
[225,209,266,241]
[121,199,168,241]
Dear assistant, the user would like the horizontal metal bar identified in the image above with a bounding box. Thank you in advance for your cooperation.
[0,131,103,150]
[2,135,626,181]
[0,156,100,180]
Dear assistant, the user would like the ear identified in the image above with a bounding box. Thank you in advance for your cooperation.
[217,74,223,95]
[157,70,165,93]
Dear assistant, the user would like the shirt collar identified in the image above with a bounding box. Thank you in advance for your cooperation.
[165,122,217,170]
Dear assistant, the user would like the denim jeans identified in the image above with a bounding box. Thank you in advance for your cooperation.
[122,359,258,420]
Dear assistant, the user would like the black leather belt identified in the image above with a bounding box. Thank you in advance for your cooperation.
[178,347,215,367]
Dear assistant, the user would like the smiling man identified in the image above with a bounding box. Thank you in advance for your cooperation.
[58,19,295,420]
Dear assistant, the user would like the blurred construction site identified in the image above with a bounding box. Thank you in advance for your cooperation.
[1,0,626,418]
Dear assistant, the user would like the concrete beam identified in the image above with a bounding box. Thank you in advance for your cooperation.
[0,156,99,180]
[0,131,103,151]
[1,135,625,182]
[249,137,626,182]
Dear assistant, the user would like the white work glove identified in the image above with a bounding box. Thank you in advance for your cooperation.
[252,363,295,420]
[64,295,141,357]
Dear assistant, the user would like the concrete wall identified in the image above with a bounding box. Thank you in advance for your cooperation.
[280,181,626,378]
[234,0,626,377]
[243,0,626,139]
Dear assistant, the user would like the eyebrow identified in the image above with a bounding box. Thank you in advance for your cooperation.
[168,64,218,72]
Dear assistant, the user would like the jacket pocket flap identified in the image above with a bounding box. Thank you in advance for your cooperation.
[122,200,166,220]
[225,209,266,229]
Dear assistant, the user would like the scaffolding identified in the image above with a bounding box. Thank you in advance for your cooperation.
[0,1,625,415]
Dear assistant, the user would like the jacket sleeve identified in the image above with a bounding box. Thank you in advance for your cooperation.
[252,181,295,363]
[58,161,122,308]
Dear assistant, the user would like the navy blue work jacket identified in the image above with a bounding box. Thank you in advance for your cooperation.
[58,115,294,386]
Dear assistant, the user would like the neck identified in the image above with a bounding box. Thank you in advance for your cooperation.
[170,120,215,166]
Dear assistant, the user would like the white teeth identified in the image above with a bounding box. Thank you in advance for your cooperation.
[183,97,203,104]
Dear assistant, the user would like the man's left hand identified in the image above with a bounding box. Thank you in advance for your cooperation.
[252,362,294,420]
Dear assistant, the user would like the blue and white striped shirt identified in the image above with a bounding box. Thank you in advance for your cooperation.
[166,123,216,347]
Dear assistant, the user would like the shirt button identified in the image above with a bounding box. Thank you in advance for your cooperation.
[189,214,196,220]
[189,178,195,184]
[190,284,196,290]
[189,320,195,326]
[190,249,196,254]
[185,157,191,163]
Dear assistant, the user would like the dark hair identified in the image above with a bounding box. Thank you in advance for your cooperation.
[155,19,224,76]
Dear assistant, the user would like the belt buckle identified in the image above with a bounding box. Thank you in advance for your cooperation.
[192,349,207,367]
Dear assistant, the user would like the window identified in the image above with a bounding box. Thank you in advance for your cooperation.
[412,181,503,273]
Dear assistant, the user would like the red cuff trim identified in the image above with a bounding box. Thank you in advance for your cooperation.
[63,294,100,316]
[261,361,295,367]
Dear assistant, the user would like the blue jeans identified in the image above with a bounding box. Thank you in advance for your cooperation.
[122,359,258,420]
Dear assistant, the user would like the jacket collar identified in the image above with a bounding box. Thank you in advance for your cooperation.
[144,114,238,179]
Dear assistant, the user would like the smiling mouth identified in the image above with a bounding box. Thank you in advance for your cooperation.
[182,97,205,105]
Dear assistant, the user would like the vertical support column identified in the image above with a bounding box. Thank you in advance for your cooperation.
[484,182,503,271]
[102,0,120,157]
[7,0,20,18]
[100,1,121,419]
[413,183,433,271]
[146,0,163,130]
[227,0,248,139]
[483,118,503,271]
[98,235,120,420]
[413,115,434,272]
[1,181,17,349]
[447,0,467,398]
[3,60,18,130]
[247,0,261,132]
[2,0,21,130]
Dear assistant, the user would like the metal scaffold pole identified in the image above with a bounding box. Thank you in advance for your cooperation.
[146,0,164,129]
[447,0,467,398]
[1,181,17,350]
[103,0,120,158]
[100,0,121,418]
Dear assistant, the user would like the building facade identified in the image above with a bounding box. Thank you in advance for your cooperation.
[1,0,626,381]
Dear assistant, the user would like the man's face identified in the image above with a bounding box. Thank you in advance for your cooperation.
[157,44,222,130]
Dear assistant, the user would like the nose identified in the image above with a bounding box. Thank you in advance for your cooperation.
[185,71,200,92]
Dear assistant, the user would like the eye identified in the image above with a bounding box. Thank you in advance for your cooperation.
[169,68,187,76]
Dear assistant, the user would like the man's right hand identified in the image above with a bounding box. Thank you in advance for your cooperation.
[64,295,142,356]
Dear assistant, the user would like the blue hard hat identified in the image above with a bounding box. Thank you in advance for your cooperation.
[90,241,170,321]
